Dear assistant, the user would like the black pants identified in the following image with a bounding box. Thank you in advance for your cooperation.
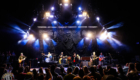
[92,60,97,65]
[20,61,25,66]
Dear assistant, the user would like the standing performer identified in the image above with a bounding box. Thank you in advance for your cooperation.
[76,54,81,65]
[41,52,45,63]
[90,52,98,66]
[73,52,76,62]
[18,53,26,67]
[59,52,64,64]
[99,52,105,66]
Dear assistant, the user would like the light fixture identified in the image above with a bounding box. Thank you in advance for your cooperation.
[82,11,87,16]
[33,18,37,21]
[96,17,100,21]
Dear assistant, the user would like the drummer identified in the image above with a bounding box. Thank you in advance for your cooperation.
[48,52,52,60]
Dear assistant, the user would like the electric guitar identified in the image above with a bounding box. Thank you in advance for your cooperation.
[99,57,106,61]
[18,58,26,63]
[91,57,99,60]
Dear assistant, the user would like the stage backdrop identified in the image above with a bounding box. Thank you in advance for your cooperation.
[38,28,97,56]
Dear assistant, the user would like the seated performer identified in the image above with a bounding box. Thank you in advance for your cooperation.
[18,53,26,67]
[90,52,98,66]
[48,52,52,59]
[59,52,64,64]
[45,52,52,62]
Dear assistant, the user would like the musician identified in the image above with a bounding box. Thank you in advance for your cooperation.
[99,52,105,66]
[45,52,52,62]
[77,54,80,60]
[73,52,76,65]
[41,52,45,63]
[48,52,52,60]
[76,54,81,65]
[90,52,98,65]
[18,53,26,66]
[59,52,64,64]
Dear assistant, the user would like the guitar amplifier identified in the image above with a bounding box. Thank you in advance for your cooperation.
[81,57,90,61]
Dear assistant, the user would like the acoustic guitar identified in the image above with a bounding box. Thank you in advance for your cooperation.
[19,58,26,63]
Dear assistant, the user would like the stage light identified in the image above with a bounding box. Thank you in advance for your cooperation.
[51,7,54,10]
[64,0,69,2]
[86,38,89,40]
[43,34,48,39]
[99,31,108,40]
[18,40,21,43]
[46,38,50,40]
[78,7,82,11]
[33,18,37,21]
[79,14,83,17]
[60,3,62,6]
[49,15,54,18]
[87,33,92,38]
[83,11,87,16]
[107,33,111,38]
[53,21,57,24]
[28,34,35,40]
[28,34,33,38]
[77,20,80,24]
[96,17,100,21]
[64,3,68,6]
[46,12,50,17]
[32,37,35,41]
[23,34,27,39]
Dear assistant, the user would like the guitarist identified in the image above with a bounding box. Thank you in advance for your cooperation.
[59,52,64,64]
[99,52,105,66]
[90,52,98,65]
[18,53,26,67]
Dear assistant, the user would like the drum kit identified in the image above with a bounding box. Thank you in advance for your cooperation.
[44,55,52,63]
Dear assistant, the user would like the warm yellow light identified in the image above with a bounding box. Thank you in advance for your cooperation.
[45,12,50,17]
[28,34,35,40]
[43,34,48,39]
[28,34,33,39]
[64,0,69,2]
[87,33,92,38]
[83,12,87,16]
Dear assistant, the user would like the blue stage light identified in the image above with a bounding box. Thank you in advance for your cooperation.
[53,21,57,24]
[23,34,27,39]
[77,20,80,24]
[79,14,83,17]
[51,7,54,10]
[78,7,82,11]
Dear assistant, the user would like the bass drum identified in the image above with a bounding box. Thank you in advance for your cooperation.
[67,56,71,60]
[45,58,50,63]
[67,56,72,64]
